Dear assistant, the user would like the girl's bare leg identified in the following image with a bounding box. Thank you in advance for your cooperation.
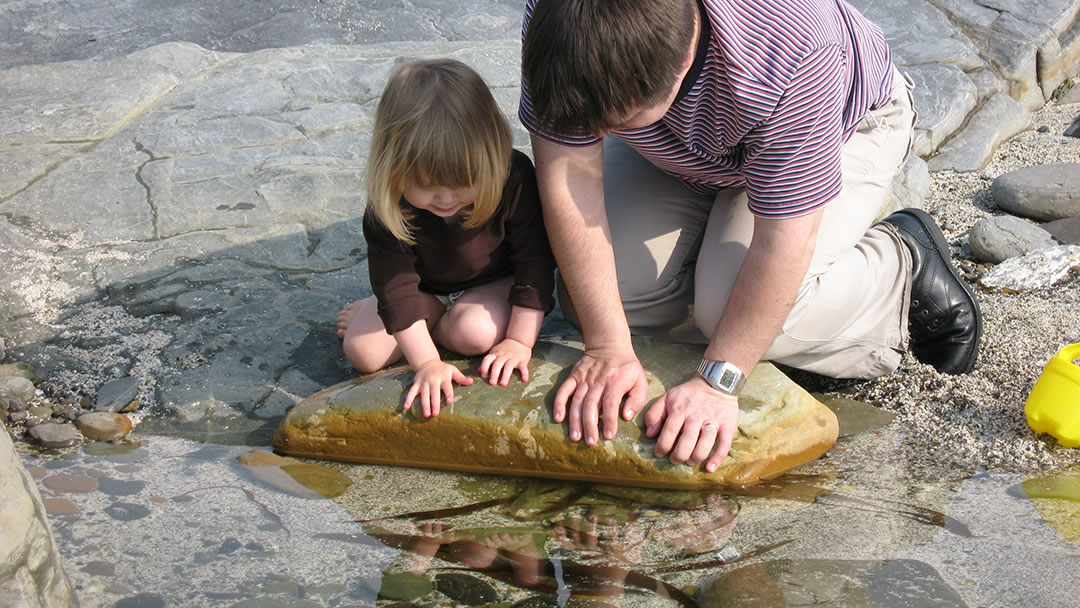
[341,295,446,372]
[432,277,514,356]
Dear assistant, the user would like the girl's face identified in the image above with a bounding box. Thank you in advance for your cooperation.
[402,181,477,218]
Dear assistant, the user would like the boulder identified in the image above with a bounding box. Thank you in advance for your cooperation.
[968,215,1058,263]
[273,338,839,488]
[991,164,1080,221]
[0,429,78,607]
[1043,216,1080,245]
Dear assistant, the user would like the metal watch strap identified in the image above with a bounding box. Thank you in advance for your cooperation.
[695,359,746,396]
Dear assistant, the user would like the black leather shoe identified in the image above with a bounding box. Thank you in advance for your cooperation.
[883,208,982,374]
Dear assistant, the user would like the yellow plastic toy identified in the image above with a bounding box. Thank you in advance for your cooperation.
[1026,342,1080,448]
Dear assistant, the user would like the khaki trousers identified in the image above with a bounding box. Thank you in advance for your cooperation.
[562,67,917,379]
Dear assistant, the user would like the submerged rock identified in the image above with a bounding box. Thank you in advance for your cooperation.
[273,338,839,488]
[237,449,352,499]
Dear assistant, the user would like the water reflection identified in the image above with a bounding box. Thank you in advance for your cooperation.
[317,473,983,607]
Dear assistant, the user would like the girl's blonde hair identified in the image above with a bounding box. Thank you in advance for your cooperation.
[367,58,513,244]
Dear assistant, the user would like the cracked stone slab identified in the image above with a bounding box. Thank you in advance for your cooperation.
[0,0,525,71]
[905,64,979,157]
[0,42,232,144]
[927,93,1033,172]
[1,41,523,247]
[852,0,984,69]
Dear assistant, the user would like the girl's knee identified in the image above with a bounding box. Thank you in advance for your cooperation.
[342,338,384,373]
[442,311,501,355]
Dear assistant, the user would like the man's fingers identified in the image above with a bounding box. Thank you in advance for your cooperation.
[705,423,735,473]
[581,388,601,446]
[622,372,649,420]
[552,377,577,423]
[653,411,684,457]
[688,422,720,465]
[643,394,667,438]
[669,421,702,464]
[567,383,587,441]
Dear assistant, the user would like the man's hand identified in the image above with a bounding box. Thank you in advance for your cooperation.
[404,359,473,418]
[553,348,648,445]
[644,376,739,472]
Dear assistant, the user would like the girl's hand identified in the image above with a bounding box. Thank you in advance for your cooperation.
[405,359,473,417]
[479,339,533,386]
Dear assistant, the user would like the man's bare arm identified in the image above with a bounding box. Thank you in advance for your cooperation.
[531,135,648,445]
[643,210,823,470]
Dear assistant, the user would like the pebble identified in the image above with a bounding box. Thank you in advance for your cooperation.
[0,376,35,411]
[1066,116,1080,138]
[54,403,81,421]
[28,405,54,419]
[76,412,133,441]
[968,215,1058,263]
[80,561,116,576]
[28,422,80,448]
[8,410,26,423]
[97,477,146,496]
[42,498,80,515]
[42,473,98,493]
[991,164,1080,221]
[103,502,151,522]
[94,377,140,413]
[1043,217,1080,245]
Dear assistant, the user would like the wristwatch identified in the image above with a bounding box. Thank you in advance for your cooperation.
[695,359,746,396]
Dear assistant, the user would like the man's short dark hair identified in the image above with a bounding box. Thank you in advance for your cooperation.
[522,0,697,136]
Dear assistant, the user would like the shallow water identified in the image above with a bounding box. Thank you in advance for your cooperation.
[20,427,1080,608]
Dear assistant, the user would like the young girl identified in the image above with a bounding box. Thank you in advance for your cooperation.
[337,58,555,418]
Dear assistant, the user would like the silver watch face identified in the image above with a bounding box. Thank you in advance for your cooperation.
[718,368,739,390]
[698,359,744,395]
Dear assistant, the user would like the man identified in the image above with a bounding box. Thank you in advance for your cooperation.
[518,0,982,472]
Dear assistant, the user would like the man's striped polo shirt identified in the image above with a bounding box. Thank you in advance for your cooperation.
[519,0,896,219]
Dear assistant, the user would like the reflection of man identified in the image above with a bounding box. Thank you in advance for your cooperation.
[519,0,981,470]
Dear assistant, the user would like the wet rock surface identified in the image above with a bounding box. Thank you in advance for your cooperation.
[273,338,840,488]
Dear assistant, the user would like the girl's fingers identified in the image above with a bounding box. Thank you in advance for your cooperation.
[421,384,431,418]
[500,361,515,386]
[479,354,494,378]
[404,384,418,410]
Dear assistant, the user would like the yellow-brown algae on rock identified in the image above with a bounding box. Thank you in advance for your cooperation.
[273,337,838,488]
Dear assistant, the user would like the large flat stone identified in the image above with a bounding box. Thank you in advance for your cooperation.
[905,64,979,157]
[927,93,1032,172]
[273,338,839,488]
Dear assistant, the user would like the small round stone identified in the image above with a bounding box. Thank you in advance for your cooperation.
[76,412,133,441]
[28,422,80,448]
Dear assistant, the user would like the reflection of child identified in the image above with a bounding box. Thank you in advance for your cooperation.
[337,59,555,417]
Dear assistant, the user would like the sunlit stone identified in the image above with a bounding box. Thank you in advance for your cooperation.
[273,338,838,488]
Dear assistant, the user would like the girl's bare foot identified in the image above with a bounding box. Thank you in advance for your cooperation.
[337,301,362,338]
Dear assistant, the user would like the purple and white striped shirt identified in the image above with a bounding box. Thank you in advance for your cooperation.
[519,0,894,218]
